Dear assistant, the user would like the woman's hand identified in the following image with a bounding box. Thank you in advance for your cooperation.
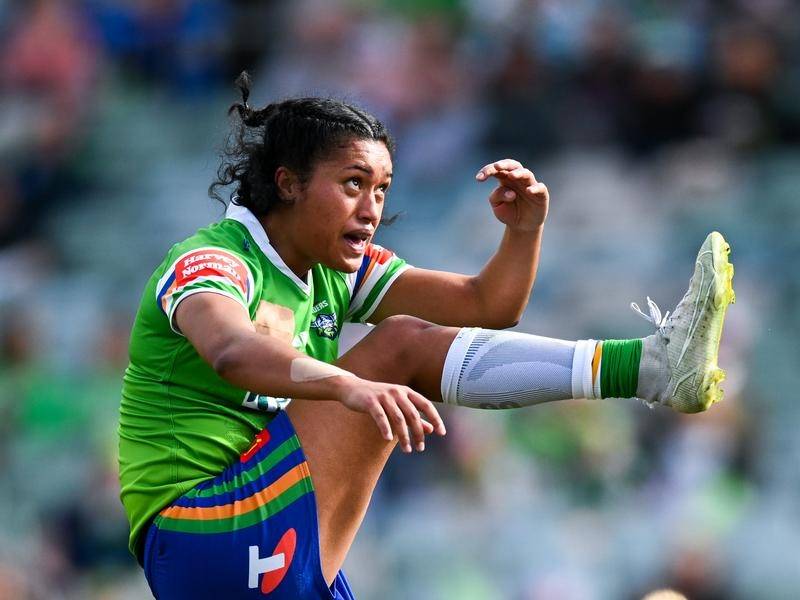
[476,159,549,232]
[334,377,446,453]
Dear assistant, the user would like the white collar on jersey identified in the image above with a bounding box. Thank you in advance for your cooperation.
[225,201,311,295]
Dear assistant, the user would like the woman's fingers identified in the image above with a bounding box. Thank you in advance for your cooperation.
[396,395,426,451]
[505,167,535,182]
[526,182,548,197]
[352,385,445,452]
[475,159,523,180]
[488,185,518,208]
[477,162,540,205]
[492,168,536,191]
[367,399,393,442]
[408,390,446,436]
[488,175,546,209]
[382,394,413,453]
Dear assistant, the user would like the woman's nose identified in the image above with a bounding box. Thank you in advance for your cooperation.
[358,194,381,221]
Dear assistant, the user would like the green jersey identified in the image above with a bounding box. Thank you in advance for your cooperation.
[119,203,410,556]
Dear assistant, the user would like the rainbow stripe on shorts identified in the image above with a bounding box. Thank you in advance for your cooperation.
[142,411,355,598]
[154,420,314,535]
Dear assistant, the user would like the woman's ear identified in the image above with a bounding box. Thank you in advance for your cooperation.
[274,166,301,202]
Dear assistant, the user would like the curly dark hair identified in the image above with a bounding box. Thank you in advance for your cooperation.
[209,72,396,217]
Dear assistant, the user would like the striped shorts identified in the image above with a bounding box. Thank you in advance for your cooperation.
[142,411,355,599]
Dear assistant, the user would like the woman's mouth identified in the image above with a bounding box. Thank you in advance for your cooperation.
[343,231,371,254]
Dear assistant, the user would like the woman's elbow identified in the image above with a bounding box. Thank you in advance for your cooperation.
[470,283,526,329]
[210,340,246,379]
[480,314,520,329]
[472,305,523,329]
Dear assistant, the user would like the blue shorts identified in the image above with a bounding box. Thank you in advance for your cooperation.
[142,411,355,599]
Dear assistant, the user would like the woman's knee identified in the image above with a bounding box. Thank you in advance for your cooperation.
[341,315,436,373]
[338,316,456,393]
[369,315,436,358]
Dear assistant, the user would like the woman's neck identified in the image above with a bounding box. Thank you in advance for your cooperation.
[261,213,313,278]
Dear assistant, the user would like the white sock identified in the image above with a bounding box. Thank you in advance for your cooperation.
[440,328,601,409]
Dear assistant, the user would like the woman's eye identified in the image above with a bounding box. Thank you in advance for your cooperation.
[347,177,361,189]
[378,184,389,193]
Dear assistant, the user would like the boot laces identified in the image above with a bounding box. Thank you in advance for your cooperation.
[630,296,670,335]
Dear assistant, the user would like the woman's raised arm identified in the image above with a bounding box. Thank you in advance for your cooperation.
[369,159,548,328]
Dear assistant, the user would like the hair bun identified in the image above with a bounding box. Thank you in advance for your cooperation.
[235,71,252,107]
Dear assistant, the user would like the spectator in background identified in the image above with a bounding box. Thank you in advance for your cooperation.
[482,36,560,160]
[703,19,800,149]
[567,10,635,146]
[87,0,230,94]
[0,0,99,247]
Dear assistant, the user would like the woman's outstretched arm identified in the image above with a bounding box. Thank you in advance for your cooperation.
[370,158,548,328]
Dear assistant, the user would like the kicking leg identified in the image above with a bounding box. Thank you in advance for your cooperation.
[440,232,735,413]
[289,321,656,584]
[288,231,735,583]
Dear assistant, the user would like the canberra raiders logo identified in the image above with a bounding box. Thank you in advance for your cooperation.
[311,312,339,339]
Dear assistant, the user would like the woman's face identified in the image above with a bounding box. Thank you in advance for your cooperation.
[288,138,393,273]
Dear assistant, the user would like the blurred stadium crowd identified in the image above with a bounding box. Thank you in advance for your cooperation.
[1,0,799,598]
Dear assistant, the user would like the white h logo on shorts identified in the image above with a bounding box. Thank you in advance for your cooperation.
[248,545,285,589]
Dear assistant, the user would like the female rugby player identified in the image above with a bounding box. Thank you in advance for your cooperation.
[119,73,734,599]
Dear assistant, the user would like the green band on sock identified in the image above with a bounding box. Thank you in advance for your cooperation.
[600,339,642,398]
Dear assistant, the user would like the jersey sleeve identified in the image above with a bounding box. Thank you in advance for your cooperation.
[345,243,412,323]
[155,246,255,334]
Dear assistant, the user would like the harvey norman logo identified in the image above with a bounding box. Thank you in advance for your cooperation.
[173,248,251,297]
[181,250,242,277]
